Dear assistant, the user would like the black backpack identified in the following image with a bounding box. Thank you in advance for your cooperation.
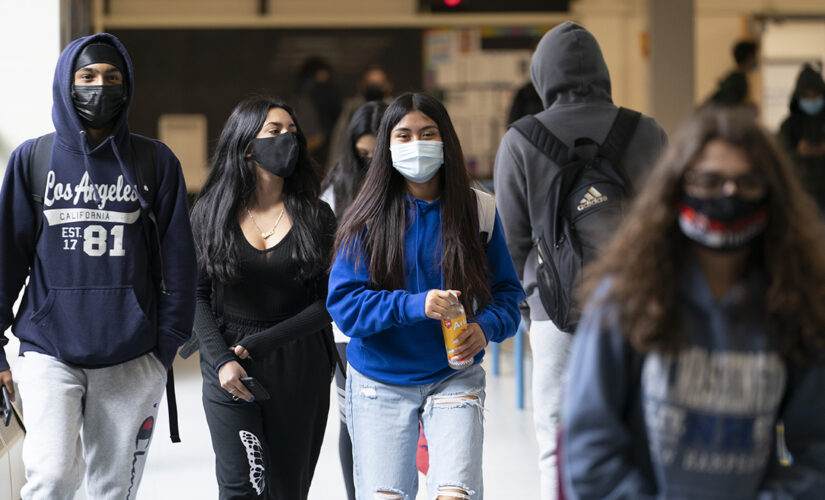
[28,132,182,443]
[510,108,640,333]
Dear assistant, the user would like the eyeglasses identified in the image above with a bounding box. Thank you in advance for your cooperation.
[683,170,768,199]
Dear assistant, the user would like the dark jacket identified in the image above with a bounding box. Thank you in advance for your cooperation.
[778,65,825,196]
[0,33,197,371]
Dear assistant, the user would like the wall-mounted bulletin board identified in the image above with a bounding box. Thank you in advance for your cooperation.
[424,26,552,179]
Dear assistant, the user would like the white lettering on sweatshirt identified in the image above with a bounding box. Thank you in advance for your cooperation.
[44,171,138,210]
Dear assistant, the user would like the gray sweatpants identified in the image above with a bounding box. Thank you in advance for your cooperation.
[15,351,167,500]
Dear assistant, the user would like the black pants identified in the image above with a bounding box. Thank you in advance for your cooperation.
[334,342,355,500]
[201,322,333,499]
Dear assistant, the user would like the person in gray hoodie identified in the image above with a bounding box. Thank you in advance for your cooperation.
[493,21,667,500]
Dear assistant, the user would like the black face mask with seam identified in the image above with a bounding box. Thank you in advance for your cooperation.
[72,84,125,129]
[251,133,299,178]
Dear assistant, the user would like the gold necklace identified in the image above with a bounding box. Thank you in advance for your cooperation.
[246,206,285,239]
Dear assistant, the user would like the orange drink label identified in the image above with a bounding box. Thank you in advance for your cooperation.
[441,312,471,369]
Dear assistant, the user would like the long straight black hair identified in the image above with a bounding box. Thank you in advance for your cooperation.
[321,100,387,217]
[335,92,492,315]
[191,96,326,283]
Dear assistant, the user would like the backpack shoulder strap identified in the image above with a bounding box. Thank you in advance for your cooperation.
[510,115,569,166]
[130,134,158,207]
[127,134,182,444]
[29,132,56,239]
[472,187,496,246]
[599,107,642,167]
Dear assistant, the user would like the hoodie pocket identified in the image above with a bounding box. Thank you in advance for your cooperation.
[31,287,154,365]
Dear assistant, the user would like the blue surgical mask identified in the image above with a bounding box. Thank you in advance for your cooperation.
[799,96,824,116]
[390,141,444,183]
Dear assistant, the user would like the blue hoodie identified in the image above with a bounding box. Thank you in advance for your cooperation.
[562,263,825,499]
[0,33,197,371]
[327,195,525,385]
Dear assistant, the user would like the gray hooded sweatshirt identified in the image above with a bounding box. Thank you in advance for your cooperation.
[493,21,668,322]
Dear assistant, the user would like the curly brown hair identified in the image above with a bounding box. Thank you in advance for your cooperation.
[579,107,825,365]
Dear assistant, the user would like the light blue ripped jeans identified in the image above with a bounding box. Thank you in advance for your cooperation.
[346,364,486,500]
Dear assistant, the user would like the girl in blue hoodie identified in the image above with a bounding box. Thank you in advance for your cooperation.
[562,108,825,499]
[327,92,524,500]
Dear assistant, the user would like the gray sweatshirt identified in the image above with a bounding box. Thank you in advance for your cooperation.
[493,21,668,321]
[562,263,825,499]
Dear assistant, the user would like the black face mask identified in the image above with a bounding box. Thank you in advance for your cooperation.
[356,155,371,171]
[251,133,299,178]
[72,84,125,129]
[678,194,769,251]
[364,84,386,102]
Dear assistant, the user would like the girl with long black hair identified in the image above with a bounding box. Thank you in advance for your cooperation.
[327,93,524,499]
[320,100,386,500]
[190,97,336,499]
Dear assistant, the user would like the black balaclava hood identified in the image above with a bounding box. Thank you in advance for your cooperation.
[71,42,128,130]
[53,33,134,152]
[73,42,127,74]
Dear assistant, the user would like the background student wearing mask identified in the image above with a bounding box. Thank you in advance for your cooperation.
[321,99,387,500]
[779,64,825,211]
[325,64,393,171]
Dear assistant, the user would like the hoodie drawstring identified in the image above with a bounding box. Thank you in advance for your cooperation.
[78,130,101,204]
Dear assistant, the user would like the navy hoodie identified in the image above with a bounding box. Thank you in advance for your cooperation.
[0,33,197,371]
[562,264,825,499]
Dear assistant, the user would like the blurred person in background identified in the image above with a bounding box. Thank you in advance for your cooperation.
[562,107,825,499]
[326,64,393,171]
[706,40,759,108]
[507,39,544,124]
[779,64,825,212]
[320,99,386,500]
[293,56,342,167]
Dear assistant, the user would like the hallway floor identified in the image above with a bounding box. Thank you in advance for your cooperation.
[133,342,540,500]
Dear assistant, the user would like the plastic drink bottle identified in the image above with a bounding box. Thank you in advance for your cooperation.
[441,292,472,370]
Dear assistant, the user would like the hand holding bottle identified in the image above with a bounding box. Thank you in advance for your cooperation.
[425,289,461,320]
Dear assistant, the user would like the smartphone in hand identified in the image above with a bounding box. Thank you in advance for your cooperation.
[2,386,12,427]
[240,377,271,401]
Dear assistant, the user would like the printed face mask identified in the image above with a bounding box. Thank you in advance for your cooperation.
[251,133,299,178]
[798,96,824,116]
[678,193,769,251]
[72,84,125,129]
[390,141,444,183]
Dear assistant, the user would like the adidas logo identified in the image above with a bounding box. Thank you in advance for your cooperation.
[577,187,608,211]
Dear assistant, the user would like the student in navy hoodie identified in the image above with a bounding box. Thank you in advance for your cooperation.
[0,33,197,499]
[327,92,525,500]
[562,108,825,499]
